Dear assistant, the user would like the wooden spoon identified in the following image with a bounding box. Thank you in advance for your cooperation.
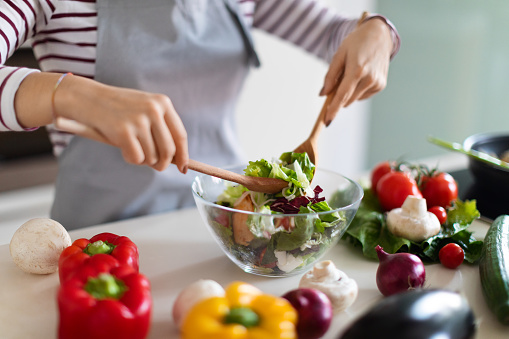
[187,159,288,194]
[293,87,336,165]
[54,117,289,194]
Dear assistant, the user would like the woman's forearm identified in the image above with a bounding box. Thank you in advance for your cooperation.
[14,72,64,128]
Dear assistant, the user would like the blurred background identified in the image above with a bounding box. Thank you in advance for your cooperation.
[2,0,509,192]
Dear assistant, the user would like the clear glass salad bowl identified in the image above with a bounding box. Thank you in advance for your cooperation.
[192,165,364,277]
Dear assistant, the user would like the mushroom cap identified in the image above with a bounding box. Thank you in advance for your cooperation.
[386,203,441,242]
[9,218,71,274]
[299,260,359,314]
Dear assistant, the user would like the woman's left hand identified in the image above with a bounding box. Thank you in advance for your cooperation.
[321,17,394,126]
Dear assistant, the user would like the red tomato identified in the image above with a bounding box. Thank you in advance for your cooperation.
[428,206,447,224]
[275,217,294,231]
[439,243,465,269]
[376,171,423,211]
[421,172,458,208]
[371,161,394,195]
[214,213,230,228]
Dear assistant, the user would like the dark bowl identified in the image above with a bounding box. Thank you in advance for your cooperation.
[463,132,509,191]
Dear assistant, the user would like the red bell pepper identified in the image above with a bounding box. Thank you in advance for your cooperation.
[58,264,152,339]
[58,232,139,283]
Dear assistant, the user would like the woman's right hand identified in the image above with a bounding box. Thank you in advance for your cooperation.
[51,74,189,173]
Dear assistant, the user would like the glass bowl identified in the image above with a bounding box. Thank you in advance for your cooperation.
[192,165,364,277]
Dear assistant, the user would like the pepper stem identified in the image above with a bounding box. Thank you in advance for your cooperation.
[224,307,260,328]
[84,273,127,300]
[83,240,116,255]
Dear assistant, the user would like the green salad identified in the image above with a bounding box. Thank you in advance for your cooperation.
[206,152,348,274]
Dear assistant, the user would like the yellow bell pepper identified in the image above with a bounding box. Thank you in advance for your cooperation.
[181,281,297,339]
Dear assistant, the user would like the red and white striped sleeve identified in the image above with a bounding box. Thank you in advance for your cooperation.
[251,0,400,62]
[0,0,53,131]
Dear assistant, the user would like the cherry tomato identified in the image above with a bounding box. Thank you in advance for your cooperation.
[420,172,458,208]
[371,161,394,195]
[428,206,447,225]
[376,171,423,211]
[439,243,465,269]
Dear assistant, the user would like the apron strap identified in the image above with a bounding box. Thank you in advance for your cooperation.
[224,0,261,68]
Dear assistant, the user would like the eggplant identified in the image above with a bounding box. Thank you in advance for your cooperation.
[339,289,476,339]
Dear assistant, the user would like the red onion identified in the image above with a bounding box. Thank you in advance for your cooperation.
[375,245,426,296]
[282,288,333,339]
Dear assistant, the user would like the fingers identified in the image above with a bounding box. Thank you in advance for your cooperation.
[323,63,388,124]
[120,131,146,166]
[321,51,345,97]
[135,117,159,167]
[149,115,175,171]
[132,95,188,173]
[163,97,189,174]
[320,15,393,125]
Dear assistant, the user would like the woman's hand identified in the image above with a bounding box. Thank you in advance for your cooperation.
[321,17,394,126]
[52,75,189,173]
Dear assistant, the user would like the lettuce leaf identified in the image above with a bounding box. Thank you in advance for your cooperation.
[244,159,273,178]
[279,151,315,182]
[215,184,248,207]
[243,152,315,193]
[344,189,483,263]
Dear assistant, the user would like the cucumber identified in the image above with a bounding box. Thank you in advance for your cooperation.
[479,214,509,325]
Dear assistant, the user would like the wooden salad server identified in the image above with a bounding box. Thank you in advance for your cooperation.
[54,117,289,194]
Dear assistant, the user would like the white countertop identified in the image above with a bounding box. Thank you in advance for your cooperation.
[0,206,507,339]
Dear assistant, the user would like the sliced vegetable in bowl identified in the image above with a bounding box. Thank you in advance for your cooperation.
[192,152,363,276]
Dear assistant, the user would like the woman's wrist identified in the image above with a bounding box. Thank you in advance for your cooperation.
[51,73,73,122]
[359,13,401,60]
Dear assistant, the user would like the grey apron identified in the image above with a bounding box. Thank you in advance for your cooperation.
[51,0,259,230]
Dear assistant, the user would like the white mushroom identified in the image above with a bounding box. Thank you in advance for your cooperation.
[172,279,225,329]
[9,218,71,274]
[275,250,304,273]
[299,260,358,314]
[386,195,441,242]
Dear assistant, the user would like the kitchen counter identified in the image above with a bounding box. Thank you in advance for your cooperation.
[0,206,507,339]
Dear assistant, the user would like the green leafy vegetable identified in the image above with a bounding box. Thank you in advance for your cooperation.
[216,184,248,207]
[243,159,273,178]
[344,189,483,263]
[214,151,344,274]
[243,152,315,191]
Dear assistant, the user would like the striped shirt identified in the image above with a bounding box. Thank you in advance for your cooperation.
[0,0,400,156]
